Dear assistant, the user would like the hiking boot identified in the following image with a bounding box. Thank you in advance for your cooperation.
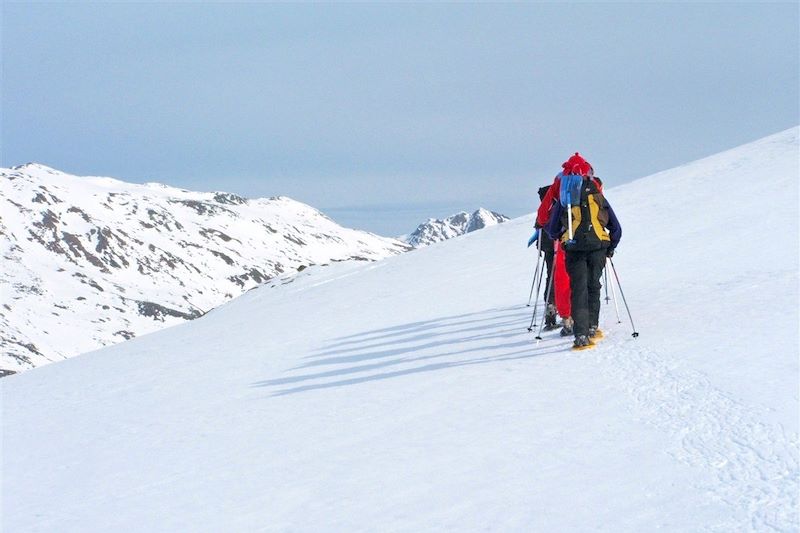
[573,334,591,348]
[588,325,598,338]
[559,317,574,337]
[543,304,558,330]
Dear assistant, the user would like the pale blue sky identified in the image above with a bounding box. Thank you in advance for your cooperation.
[3,2,798,235]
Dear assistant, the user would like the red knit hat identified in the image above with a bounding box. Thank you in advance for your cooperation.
[562,152,592,176]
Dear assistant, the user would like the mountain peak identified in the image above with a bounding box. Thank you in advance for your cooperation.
[11,162,60,173]
[404,208,510,247]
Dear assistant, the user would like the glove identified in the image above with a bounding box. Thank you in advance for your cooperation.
[606,248,615,258]
[527,229,539,248]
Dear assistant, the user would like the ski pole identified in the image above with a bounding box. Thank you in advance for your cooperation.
[527,237,548,326]
[567,202,574,241]
[606,259,621,323]
[608,258,639,338]
[526,259,542,307]
[603,266,610,304]
[526,235,543,306]
[528,247,549,328]
[565,177,576,242]
[533,261,556,340]
[528,256,553,332]
[527,260,545,331]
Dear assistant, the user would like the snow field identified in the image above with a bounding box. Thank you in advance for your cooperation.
[3,128,798,531]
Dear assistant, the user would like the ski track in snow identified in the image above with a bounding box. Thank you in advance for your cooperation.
[595,330,799,532]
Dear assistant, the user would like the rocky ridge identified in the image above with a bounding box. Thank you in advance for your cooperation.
[403,208,510,247]
[1,164,410,374]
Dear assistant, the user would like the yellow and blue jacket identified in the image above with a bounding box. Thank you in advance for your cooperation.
[545,176,622,253]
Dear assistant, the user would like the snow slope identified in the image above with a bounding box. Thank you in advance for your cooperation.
[0,164,409,374]
[3,128,798,532]
[402,208,510,247]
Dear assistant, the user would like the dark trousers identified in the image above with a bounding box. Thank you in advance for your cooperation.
[543,250,555,305]
[565,248,606,336]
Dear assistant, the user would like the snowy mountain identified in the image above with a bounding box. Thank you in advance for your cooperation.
[3,128,798,532]
[403,207,509,247]
[0,164,410,374]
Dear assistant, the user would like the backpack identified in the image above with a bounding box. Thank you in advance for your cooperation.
[559,175,611,251]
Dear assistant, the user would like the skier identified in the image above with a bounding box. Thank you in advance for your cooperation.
[545,153,621,348]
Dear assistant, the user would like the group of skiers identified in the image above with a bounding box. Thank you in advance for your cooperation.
[531,152,622,349]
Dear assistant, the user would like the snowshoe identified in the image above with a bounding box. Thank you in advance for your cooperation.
[572,334,595,351]
[559,317,574,337]
[588,325,604,339]
[543,304,559,331]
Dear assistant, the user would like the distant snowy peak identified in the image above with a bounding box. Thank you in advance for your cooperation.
[0,164,411,374]
[404,208,510,247]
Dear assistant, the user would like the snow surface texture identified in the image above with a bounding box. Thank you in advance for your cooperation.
[403,208,509,247]
[0,164,410,374]
[3,128,799,532]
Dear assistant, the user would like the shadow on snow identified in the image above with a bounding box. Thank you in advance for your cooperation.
[252,305,567,396]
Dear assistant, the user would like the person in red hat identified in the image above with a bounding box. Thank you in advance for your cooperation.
[544,153,622,349]
[535,153,602,337]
